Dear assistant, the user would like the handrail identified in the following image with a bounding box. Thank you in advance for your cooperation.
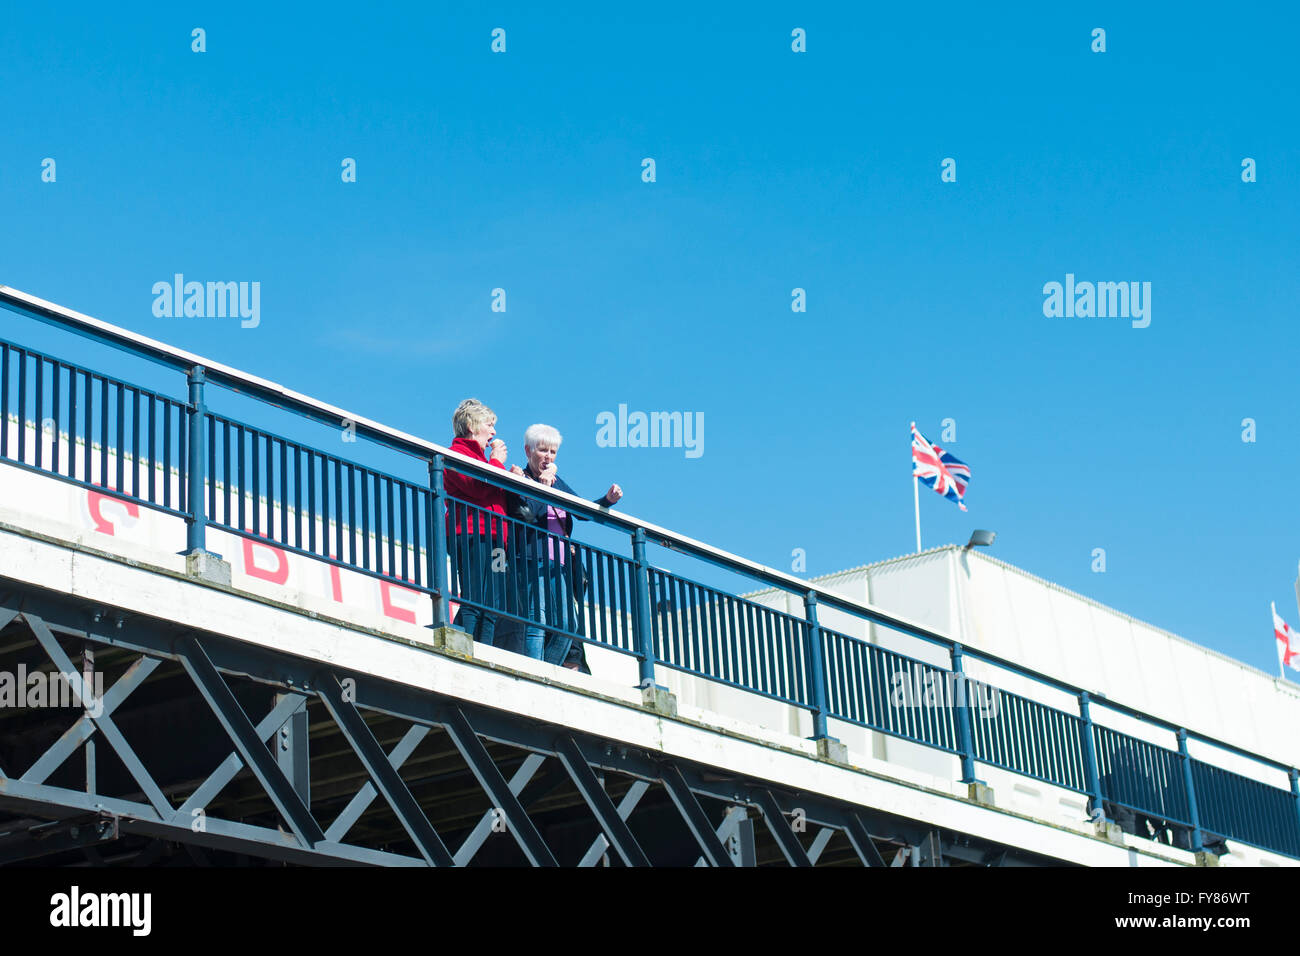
[0,287,958,650]
[2,284,1293,770]
[4,285,1300,858]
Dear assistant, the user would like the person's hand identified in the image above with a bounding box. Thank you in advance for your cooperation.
[509,464,525,476]
[490,440,508,464]
[605,483,623,504]
[538,463,557,486]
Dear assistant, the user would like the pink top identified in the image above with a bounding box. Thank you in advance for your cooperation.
[546,505,567,564]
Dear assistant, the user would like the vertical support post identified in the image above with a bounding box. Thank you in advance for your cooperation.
[913,475,922,553]
[275,693,310,807]
[1289,769,1300,854]
[1177,728,1205,854]
[916,830,944,867]
[950,643,980,784]
[1079,691,1105,823]
[429,455,450,628]
[185,366,207,554]
[803,591,830,741]
[725,807,756,866]
[631,528,657,689]
[81,641,96,795]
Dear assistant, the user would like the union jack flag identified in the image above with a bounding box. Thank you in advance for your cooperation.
[1273,603,1300,671]
[911,422,971,512]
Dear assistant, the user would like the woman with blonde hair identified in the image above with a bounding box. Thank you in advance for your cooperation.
[444,399,511,645]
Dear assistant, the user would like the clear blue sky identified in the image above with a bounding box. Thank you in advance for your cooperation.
[2,2,1297,674]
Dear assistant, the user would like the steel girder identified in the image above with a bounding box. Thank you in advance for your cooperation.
[0,582,1056,867]
[0,811,119,864]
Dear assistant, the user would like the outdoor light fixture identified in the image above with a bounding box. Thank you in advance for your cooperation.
[965,529,996,550]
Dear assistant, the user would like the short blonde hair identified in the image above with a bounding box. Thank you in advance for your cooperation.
[452,399,496,438]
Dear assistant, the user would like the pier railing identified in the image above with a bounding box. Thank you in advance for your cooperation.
[3,285,1298,861]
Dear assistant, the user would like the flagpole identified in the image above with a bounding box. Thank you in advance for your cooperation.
[913,475,922,553]
[1294,560,1300,631]
[1275,602,1286,681]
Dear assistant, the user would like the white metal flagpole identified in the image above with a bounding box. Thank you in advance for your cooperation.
[913,475,922,553]
[1294,560,1300,630]
[1275,602,1286,681]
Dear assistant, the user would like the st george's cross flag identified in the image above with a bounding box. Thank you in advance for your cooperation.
[911,422,971,511]
[1273,603,1300,672]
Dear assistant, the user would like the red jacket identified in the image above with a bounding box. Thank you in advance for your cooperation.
[444,436,508,541]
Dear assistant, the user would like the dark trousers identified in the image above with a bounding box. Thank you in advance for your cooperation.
[451,533,505,645]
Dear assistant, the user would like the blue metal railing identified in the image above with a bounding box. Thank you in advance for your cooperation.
[4,289,1300,862]
[969,682,1090,793]
[0,339,189,516]
[649,568,810,708]
[205,411,438,593]
[822,627,962,753]
[1094,725,1193,828]
[1192,760,1300,858]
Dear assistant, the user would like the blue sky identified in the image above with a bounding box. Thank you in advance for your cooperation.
[1,2,1297,674]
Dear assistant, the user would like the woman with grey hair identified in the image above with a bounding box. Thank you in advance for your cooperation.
[506,423,622,669]
[445,398,511,646]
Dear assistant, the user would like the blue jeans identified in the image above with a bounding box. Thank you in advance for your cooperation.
[523,558,576,665]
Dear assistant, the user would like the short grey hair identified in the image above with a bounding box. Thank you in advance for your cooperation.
[524,423,562,450]
[452,399,496,438]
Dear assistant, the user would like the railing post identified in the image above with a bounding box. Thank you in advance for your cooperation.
[631,528,657,689]
[428,455,450,628]
[1078,691,1106,823]
[950,643,981,784]
[803,591,830,741]
[1290,769,1300,853]
[1177,728,1205,854]
[184,365,207,554]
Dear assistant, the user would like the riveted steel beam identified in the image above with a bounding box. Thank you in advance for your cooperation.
[441,707,557,867]
[660,763,734,867]
[843,811,888,867]
[754,788,812,867]
[325,724,429,844]
[0,583,1068,868]
[806,827,835,864]
[0,812,119,864]
[0,776,423,866]
[917,829,944,867]
[578,779,650,867]
[24,612,172,818]
[21,654,160,785]
[694,804,745,867]
[455,753,549,866]
[315,671,453,866]
[555,734,650,868]
[175,634,325,849]
[174,691,309,822]
[275,693,310,806]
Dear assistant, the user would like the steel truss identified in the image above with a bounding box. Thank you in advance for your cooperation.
[0,582,1056,867]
